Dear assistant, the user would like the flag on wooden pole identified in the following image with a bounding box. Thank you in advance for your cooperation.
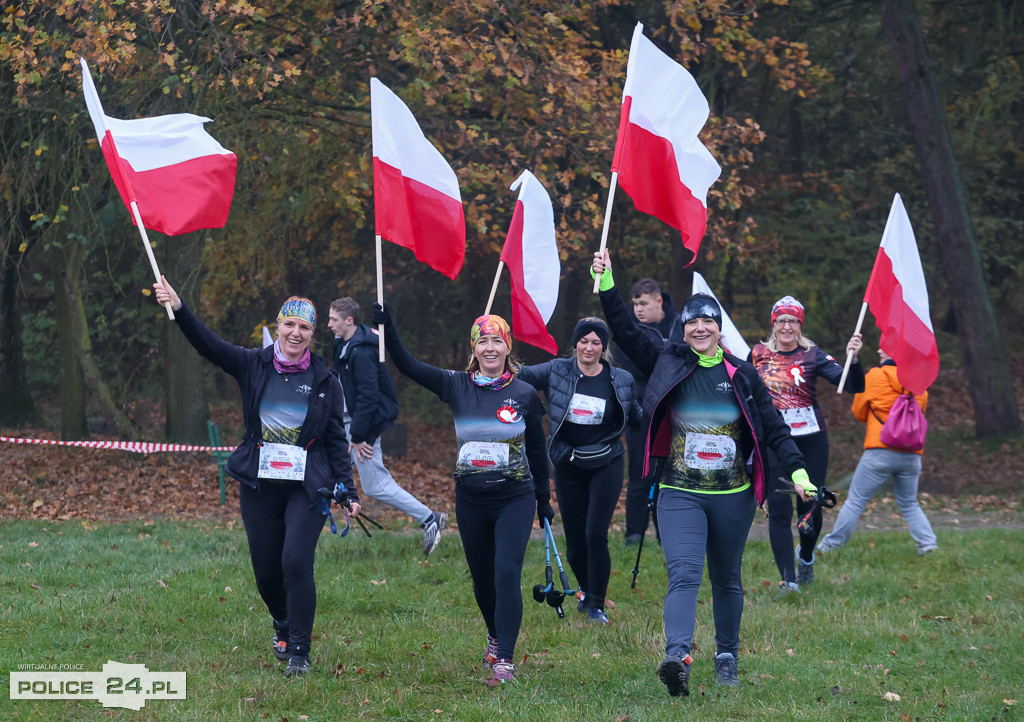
[611,22,722,263]
[371,77,465,279]
[80,59,236,236]
[499,170,560,354]
[864,194,939,394]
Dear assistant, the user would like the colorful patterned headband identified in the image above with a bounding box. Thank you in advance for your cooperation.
[470,314,512,349]
[771,295,805,325]
[277,296,317,327]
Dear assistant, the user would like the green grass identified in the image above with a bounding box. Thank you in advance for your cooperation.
[2,518,1021,721]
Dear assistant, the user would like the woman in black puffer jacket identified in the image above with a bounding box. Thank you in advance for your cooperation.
[518,317,641,624]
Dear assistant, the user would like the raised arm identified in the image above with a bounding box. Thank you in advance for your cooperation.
[592,251,660,376]
[371,302,448,397]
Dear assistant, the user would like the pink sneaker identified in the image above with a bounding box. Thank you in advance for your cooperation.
[485,659,515,686]
[484,635,498,668]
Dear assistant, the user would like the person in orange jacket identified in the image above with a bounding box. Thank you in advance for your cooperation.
[816,348,938,555]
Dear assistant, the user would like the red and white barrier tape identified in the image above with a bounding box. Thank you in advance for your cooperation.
[0,437,235,454]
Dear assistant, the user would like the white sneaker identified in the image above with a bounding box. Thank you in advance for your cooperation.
[421,512,447,557]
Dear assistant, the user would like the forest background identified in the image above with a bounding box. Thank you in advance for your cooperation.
[1,0,1022,504]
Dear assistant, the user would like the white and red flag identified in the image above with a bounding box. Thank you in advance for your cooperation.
[864,194,939,394]
[612,23,721,262]
[80,59,236,236]
[499,170,560,354]
[692,271,750,359]
[371,77,465,279]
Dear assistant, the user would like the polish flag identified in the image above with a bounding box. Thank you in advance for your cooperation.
[864,194,939,395]
[692,271,750,359]
[612,23,721,263]
[500,170,560,355]
[371,77,465,279]
[80,59,236,236]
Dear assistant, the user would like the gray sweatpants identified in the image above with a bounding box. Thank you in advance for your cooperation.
[818,448,937,553]
[347,427,431,524]
[658,487,756,660]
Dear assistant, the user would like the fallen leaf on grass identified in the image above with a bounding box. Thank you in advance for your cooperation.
[1004,699,1017,705]
[157,579,167,588]
[369,579,386,585]
[28,541,38,547]
[786,649,794,657]
[883,692,902,702]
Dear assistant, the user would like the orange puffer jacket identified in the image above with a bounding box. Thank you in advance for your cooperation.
[851,363,928,455]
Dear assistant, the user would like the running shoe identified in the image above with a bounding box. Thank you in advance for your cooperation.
[776,580,801,598]
[485,659,515,686]
[421,511,447,557]
[657,654,691,697]
[576,590,588,613]
[714,652,739,686]
[284,655,310,677]
[483,634,498,668]
[272,619,289,661]
[797,551,815,585]
[588,608,610,624]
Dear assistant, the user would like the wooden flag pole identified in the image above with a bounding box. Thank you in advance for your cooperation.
[129,201,173,320]
[592,170,619,293]
[837,300,869,394]
[484,260,504,316]
[375,234,385,362]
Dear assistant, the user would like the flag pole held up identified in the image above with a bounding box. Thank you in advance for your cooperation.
[376,234,385,363]
[593,171,619,294]
[484,261,504,316]
[837,301,868,394]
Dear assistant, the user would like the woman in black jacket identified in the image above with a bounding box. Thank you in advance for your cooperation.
[154,277,358,677]
[372,305,550,686]
[518,317,640,623]
[592,252,812,696]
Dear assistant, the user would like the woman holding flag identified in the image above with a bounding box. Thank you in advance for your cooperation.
[518,317,641,624]
[748,296,864,593]
[592,251,812,696]
[153,277,358,678]
[371,304,550,686]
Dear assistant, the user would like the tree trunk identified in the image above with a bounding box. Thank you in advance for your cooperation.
[57,240,138,440]
[884,0,1020,437]
[52,244,89,440]
[163,234,209,444]
[0,225,42,428]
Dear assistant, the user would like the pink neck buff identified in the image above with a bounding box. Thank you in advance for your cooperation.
[273,340,311,374]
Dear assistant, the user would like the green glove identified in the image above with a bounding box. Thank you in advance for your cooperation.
[791,469,816,494]
[589,263,615,292]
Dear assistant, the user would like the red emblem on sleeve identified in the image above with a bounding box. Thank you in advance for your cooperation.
[497,406,519,423]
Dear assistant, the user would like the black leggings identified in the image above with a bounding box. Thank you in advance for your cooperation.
[455,489,535,660]
[767,432,830,582]
[554,456,624,610]
[239,482,325,656]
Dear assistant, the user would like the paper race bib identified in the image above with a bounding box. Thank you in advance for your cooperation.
[683,432,736,470]
[458,441,510,470]
[258,442,307,481]
[782,406,820,436]
[567,393,606,425]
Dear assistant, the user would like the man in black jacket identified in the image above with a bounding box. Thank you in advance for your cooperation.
[616,278,684,546]
[328,297,446,556]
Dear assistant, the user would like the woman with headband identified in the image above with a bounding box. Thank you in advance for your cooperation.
[153,278,358,678]
[518,317,640,624]
[748,295,863,594]
[371,303,550,686]
[592,251,811,695]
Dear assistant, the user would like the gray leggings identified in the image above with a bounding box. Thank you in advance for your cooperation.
[659,487,756,659]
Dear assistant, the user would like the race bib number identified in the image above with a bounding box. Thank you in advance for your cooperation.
[567,393,606,425]
[458,441,510,470]
[258,442,307,481]
[782,406,820,436]
[683,433,736,470]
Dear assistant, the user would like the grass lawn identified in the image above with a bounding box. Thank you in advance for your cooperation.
[2,517,1021,721]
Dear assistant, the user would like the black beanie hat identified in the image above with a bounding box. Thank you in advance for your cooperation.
[572,318,610,350]
[679,293,723,330]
